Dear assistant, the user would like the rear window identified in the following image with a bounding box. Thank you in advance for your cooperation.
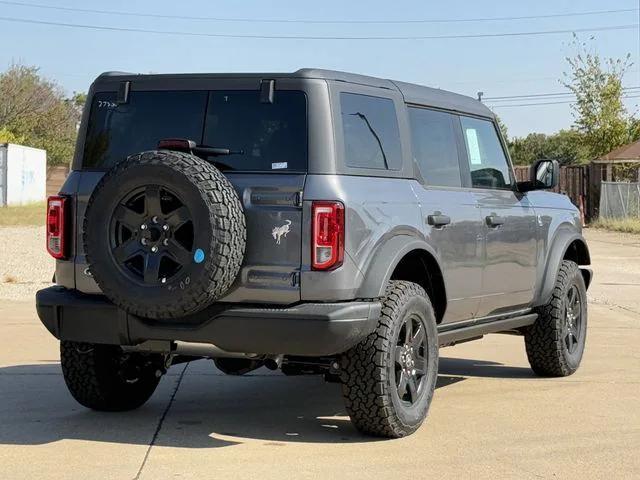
[340,92,402,170]
[83,90,307,171]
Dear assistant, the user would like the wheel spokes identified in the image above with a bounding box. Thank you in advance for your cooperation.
[143,253,161,283]
[397,370,409,399]
[113,204,143,230]
[413,356,426,375]
[145,185,163,217]
[394,347,404,365]
[165,206,191,229]
[407,375,419,402]
[166,239,192,265]
[412,324,426,349]
[113,238,141,262]
[404,319,414,345]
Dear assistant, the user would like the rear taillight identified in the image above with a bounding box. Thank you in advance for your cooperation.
[46,196,69,259]
[311,201,345,270]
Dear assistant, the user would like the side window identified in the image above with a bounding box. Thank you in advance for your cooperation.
[460,116,513,189]
[408,107,462,187]
[340,92,402,170]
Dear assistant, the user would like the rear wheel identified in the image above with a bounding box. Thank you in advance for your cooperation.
[60,341,163,411]
[340,281,438,438]
[525,260,588,377]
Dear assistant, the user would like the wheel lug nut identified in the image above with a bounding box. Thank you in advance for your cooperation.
[152,216,159,224]
[140,224,147,230]
[141,238,147,245]
[162,224,169,231]
[151,246,158,253]
[161,277,166,284]
[163,239,169,246]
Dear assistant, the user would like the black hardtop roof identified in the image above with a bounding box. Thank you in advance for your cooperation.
[96,68,493,118]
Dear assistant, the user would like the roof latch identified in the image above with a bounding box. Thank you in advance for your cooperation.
[117,81,131,104]
[260,79,275,104]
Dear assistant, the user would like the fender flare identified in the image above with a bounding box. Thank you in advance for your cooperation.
[534,227,591,306]
[355,234,445,300]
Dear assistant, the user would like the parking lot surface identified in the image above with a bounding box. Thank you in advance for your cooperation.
[0,229,638,479]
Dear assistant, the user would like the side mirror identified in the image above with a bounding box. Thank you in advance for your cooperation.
[518,159,559,192]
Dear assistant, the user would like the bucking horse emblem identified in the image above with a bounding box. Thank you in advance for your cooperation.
[272,220,292,245]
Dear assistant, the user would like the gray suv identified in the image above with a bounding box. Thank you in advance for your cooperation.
[36,69,592,438]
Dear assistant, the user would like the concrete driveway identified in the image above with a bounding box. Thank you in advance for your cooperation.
[1,229,639,479]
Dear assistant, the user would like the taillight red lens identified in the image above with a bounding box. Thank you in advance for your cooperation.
[46,196,68,259]
[311,201,344,270]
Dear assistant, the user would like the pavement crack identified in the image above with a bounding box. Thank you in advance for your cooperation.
[133,362,189,480]
[589,297,640,318]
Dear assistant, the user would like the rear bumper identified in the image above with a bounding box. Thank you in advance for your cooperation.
[35,286,381,356]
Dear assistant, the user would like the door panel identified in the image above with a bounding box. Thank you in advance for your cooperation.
[474,189,538,316]
[414,185,484,323]
[456,114,538,316]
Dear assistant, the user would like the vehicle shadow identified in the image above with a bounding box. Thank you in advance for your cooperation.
[0,356,529,448]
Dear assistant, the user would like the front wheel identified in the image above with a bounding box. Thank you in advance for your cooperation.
[61,341,164,411]
[340,281,439,438]
[525,260,588,377]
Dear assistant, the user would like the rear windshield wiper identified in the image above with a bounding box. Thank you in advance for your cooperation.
[158,139,243,157]
[157,139,242,170]
[193,145,245,157]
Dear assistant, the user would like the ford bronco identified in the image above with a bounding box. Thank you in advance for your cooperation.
[36,69,592,438]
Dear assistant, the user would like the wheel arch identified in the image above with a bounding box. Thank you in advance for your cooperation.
[355,235,447,323]
[534,226,592,306]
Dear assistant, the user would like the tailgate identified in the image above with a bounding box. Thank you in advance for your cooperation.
[217,173,305,304]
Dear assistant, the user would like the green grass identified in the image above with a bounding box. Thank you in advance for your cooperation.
[0,202,46,226]
[590,217,640,235]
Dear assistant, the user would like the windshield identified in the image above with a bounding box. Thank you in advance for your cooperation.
[82,89,307,172]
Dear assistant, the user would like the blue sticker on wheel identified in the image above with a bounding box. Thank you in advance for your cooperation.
[194,248,205,264]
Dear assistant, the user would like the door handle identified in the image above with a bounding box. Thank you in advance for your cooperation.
[485,215,505,228]
[427,214,451,228]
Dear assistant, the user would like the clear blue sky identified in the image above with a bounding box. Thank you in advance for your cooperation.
[0,0,638,137]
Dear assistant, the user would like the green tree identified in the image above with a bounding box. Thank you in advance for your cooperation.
[0,127,25,144]
[508,129,588,166]
[562,36,634,160]
[0,64,79,165]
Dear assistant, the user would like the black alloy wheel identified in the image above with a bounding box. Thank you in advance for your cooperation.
[564,285,583,355]
[110,185,194,286]
[394,314,429,406]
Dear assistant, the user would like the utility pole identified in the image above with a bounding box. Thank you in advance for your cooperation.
[477,91,484,102]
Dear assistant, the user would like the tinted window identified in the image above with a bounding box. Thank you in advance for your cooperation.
[408,107,461,187]
[460,116,513,189]
[340,92,402,170]
[202,91,307,171]
[83,90,307,171]
[83,91,207,169]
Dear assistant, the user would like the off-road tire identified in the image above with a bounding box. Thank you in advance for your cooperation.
[525,260,588,377]
[84,150,246,319]
[60,341,163,411]
[340,281,438,438]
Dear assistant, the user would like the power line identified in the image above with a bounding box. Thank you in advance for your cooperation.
[485,86,640,102]
[487,93,640,108]
[0,1,635,25]
[0,16,636,40]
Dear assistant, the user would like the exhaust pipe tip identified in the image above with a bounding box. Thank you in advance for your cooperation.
[264,355,284,371]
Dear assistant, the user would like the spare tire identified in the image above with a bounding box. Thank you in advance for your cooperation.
[84,150,246,319]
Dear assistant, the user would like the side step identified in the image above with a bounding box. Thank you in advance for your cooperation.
[437,313,537,347]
